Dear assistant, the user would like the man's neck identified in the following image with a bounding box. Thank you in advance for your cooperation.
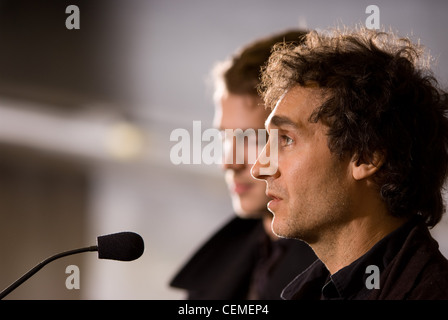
[313,214,407,275]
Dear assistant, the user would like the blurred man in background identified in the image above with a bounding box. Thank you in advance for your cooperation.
[170,29,316,299]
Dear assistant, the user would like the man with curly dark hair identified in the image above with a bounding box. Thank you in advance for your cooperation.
[251,27,448,300]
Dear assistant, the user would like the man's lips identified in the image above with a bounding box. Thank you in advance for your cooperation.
[266,191,282,200]
[266,191,283,211]
[233,182,253,195]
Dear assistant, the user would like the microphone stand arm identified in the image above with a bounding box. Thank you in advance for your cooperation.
[0,245,98,300]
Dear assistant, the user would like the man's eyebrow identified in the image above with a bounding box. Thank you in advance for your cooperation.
[265,115,300,130]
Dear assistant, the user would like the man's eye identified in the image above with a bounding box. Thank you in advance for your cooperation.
[281,135,294,146]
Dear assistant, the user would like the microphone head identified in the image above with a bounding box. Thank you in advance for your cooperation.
[97,232,144,261]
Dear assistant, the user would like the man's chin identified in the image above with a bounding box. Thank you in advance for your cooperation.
[234,204,265,219]
[231,196,268,218]
[234,210,263,219]
[271,218,290,238]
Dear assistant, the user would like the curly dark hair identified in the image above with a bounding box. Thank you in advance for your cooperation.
[259,27,448,228]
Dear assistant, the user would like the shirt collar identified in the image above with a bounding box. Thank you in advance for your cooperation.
[281,218,418,300]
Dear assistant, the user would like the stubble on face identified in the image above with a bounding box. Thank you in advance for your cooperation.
[281,157,353,245]
[265,86,354,244]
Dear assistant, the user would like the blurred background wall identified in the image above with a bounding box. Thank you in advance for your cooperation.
[0,0,446,299]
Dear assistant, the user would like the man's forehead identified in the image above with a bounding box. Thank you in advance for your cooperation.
[214,93,268,130]
[266,85,328,129]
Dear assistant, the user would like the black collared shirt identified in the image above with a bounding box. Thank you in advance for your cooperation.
[170,216,317,299]
[282,218,417,300]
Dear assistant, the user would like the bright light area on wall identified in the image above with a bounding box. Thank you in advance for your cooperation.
[0,99,146,162]
[106,121,145,160]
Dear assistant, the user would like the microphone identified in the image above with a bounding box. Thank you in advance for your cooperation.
[97,231,144,261]
[0,231,144,299]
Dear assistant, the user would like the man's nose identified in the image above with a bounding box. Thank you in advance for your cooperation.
[221,137,246,171]
[251,140,277,180]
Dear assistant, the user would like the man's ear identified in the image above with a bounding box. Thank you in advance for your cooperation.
[351,151,385,181]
